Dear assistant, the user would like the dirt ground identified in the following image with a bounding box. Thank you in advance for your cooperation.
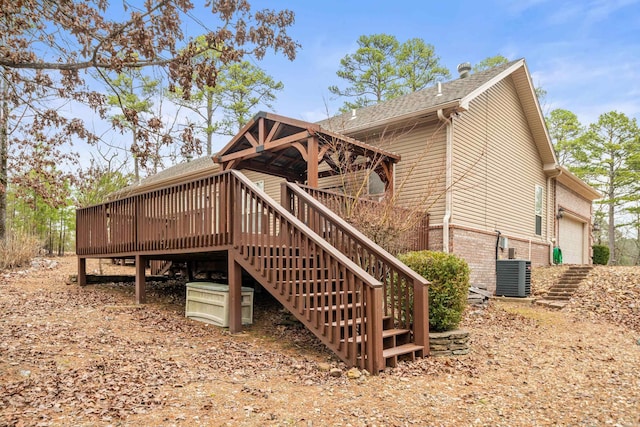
[1,256,639,427]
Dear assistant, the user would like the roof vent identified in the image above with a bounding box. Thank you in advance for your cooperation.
[350,109,357,120]
[436,81,442,96]
[457,62,472,79]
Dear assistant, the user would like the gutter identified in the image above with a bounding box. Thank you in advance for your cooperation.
[438,108,453,253]
[339,100,462,136]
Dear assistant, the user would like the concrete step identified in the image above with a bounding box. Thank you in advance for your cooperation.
[545,295,572,301]
[547,292,576,297]
[535,299,567,309]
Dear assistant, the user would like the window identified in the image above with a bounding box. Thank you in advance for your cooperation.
[368,170,385,196]
[535,185,543,236]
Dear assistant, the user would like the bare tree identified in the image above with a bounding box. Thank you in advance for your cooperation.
[0,0,299,240]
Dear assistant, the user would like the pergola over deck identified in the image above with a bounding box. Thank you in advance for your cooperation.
[212,112,400,192]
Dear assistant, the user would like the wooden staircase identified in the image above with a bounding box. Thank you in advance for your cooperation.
[228,172,430,372]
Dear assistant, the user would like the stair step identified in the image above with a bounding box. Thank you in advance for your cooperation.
[383,328,411,338]
[545,295,571,300]
[383,343,424,359]
[342,328,411,345]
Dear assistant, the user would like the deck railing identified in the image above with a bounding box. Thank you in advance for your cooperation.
[76,173,233,256]
[282,182,430,351]
[229,171,385,372]
[295,184,429,252]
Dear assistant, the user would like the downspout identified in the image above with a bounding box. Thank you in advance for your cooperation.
[545,165,562,264]
[438,109,453,253]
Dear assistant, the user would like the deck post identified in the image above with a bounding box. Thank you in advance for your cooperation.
[228,251,242,333]
[135,254,147,304]
[306,136,319,188]
[77,257,87,286]
[413,280,430,355]
[366,287,385,373]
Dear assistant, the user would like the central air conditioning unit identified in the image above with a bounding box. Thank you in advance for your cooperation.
[495,259,531,297]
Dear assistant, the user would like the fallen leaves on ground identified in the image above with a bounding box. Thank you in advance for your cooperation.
[1,257,639,426]
[565,266,640,332]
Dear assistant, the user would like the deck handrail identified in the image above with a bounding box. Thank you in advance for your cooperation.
[286,183,430,283]
[294,183,429,252]
[230,170,385,371]
[230,171,382,289]
[282,181,430,350]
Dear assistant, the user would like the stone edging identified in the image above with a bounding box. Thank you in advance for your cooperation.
[429,329,470,356]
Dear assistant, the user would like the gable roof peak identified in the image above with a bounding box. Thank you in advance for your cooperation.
[320,58,525,134]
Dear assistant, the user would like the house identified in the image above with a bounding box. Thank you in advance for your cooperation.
[111,58,599,291]
[315,59,600,289]
[76,58,598,371]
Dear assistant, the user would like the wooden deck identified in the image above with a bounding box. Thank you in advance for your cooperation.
[76,169,430,373]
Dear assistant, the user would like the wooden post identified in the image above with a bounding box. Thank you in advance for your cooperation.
[366,286,385,373]
[306,136,319,188]
[413,280,430,355]
[280,182,290,213]
[384,162,394,198]
[77,257,87,287]
[135,254,146,304]
[228,251,242,333]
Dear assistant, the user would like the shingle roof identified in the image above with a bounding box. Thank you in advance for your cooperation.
[138,156,217,186]
[319,59,522,133]
[110,155,219,198]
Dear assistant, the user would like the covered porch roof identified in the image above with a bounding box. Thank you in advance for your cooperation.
[212,112,400,189]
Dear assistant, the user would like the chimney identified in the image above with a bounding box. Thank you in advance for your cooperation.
[457,62,472,79]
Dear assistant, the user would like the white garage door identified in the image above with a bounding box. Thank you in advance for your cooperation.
[559,217,585,264]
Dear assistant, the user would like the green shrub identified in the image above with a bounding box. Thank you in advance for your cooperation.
[0,233,41,270]
[398,250,470,332]
[592,245,609,265]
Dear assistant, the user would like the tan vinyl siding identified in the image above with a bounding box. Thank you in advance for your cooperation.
[350,121,447,223]
[451,76,548,241]
[241,170,285,202]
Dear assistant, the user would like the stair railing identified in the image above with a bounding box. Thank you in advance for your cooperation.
[282,181,430,352]
[229,170,385,372]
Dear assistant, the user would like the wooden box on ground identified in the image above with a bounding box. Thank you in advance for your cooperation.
[185,282,254,327]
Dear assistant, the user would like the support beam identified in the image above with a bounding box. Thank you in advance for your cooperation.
[219,130,310,164]
[307,135,319,188]
[228,251,242,333]
[382,162,394,198]
[258,117,265,144]
[135,254,146,304]
[77,257,87,287]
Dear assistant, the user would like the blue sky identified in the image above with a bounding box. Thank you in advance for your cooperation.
[75,0,640,166]
[239,0,639,141]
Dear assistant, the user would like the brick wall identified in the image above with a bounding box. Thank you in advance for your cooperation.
[556,183,592,219]
[450,227,550,293]
[427,226,443,252]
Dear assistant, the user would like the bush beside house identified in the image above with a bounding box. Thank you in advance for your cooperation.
[398,250,470,332]
[592,245,609,265]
